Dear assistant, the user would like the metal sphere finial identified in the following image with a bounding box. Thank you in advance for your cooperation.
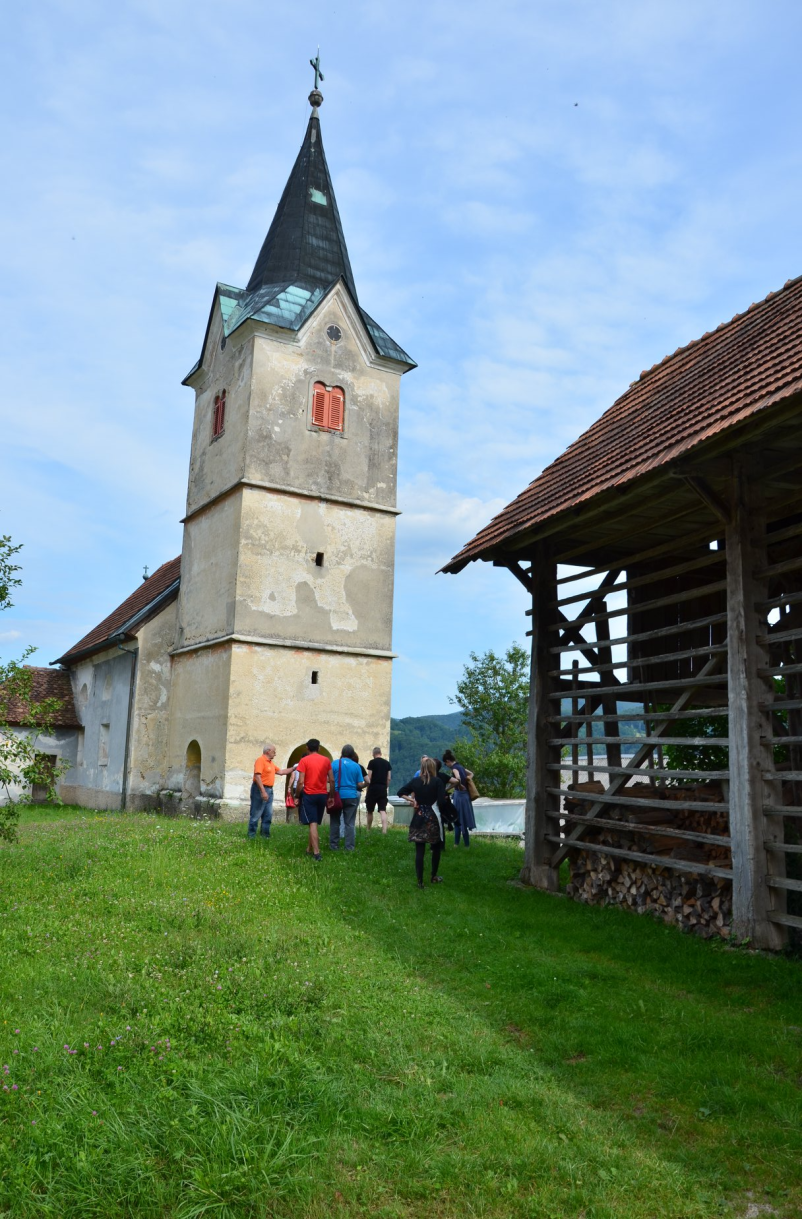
[308,88,324,110]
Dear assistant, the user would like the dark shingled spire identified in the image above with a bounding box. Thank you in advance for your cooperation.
[181,91,416,382]
[246,113,358,303]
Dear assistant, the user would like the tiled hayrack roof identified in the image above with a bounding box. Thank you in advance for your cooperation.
[443,275,802,573]
[55,557,181,665]
[3,667,80,728]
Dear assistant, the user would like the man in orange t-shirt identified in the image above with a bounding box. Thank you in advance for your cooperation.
[248,744,293,840]
[295,737,334,861]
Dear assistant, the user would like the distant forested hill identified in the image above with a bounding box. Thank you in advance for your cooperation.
[389,712,464,785]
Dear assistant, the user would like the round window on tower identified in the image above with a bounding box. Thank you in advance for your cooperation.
[326,325,342,343]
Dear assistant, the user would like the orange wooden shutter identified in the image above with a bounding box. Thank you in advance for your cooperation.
[328,387,344,431]
[312,383,328,427]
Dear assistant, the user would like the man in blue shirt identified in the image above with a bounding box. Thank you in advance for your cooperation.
[329,744,366,852]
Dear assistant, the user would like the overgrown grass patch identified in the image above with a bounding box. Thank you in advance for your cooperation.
[0,810,800,1217]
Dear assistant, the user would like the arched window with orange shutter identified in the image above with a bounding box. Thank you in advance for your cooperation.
[212,388,226,439]
[310,382,345,432]
[311,382,328,428]
[328,387,345,431]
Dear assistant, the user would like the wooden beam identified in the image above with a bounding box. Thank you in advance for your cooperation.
[680,475,732,526]
[552,812,731,847]
[496,559,534,595]
[549,654,723,868]
[545,836,733,881]
[726,455,785,949]
[521,543,560,891]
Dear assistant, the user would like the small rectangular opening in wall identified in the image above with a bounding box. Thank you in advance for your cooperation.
[99,723,110,765]
[314,552,324,567]
[311,670,319,685]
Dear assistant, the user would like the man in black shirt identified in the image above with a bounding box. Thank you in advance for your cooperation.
[365,747,392,833]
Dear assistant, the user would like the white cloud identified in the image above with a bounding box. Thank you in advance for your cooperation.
[2,0,802,711]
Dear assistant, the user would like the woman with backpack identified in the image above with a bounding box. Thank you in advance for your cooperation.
[442,749,477,848]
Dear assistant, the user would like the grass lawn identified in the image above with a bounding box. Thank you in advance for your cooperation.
[0,808,800,1218]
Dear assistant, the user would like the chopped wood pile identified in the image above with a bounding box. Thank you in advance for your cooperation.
[563,780,732,938]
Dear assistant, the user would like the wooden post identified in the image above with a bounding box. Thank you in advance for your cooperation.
[595,604,622,776]
[726,456,785,949]
[521,544,559,890]
[571,660,580,786]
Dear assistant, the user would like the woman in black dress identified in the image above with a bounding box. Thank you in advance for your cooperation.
[397,757,445,889]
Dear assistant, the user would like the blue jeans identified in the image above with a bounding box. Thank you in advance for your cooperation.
[248,783,273,837]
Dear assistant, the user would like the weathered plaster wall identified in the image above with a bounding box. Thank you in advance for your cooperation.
[2,727,79,804]
[127,600,178,809]
[245,291,401,508]
[223,642,392,808]
[166,644,232,799]
[185,305,252,517]
[176,493,242,648]
[234,489,396,651]
[63,646,135,810]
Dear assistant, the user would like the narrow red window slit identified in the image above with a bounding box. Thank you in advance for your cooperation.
[212,389,226,439]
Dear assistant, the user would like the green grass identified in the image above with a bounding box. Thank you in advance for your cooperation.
[1,808,801,1218]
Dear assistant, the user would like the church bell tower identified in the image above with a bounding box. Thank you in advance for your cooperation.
[171,73,415,809]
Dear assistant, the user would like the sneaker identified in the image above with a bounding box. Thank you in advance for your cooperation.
[313,853,322,862]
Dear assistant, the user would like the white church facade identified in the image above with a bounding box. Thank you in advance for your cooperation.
[46,86,415,816]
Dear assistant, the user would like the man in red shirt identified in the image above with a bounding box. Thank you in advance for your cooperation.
[295,738,334,861]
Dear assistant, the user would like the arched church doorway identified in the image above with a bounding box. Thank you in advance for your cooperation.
[182,740,202,812]
[283,741,333,815]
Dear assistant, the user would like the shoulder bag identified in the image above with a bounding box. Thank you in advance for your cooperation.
[327,759,344,813]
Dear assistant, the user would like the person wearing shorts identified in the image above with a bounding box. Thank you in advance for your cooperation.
[295,738,334,861]
[366,747,391,833]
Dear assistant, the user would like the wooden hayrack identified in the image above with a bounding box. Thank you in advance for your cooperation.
[515,453,802,949]
[443,276,802,948]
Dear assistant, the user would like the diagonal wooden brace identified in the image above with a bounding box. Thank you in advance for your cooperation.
[549,653,724,868]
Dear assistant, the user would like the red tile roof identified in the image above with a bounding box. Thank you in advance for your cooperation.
[3,667,81,728]
[443,275,802,573]
[55,557,181,665]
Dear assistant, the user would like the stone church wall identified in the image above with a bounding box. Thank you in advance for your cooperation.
[234,489,396,653]
[62,646,135,810]
[223,641,392,812]
[126,599,178,811]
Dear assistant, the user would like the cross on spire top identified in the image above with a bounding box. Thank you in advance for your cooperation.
[309,49,324,91]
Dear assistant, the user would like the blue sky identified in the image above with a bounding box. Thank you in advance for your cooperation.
[1,0,801,717]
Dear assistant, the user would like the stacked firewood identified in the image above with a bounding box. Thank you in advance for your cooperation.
[563,780,732,938]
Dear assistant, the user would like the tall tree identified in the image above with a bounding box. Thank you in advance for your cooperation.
[0,535,67,839]
[449,643,529,798]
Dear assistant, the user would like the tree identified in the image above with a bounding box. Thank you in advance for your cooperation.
[0,534,68,840]
[449,643,529,798]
